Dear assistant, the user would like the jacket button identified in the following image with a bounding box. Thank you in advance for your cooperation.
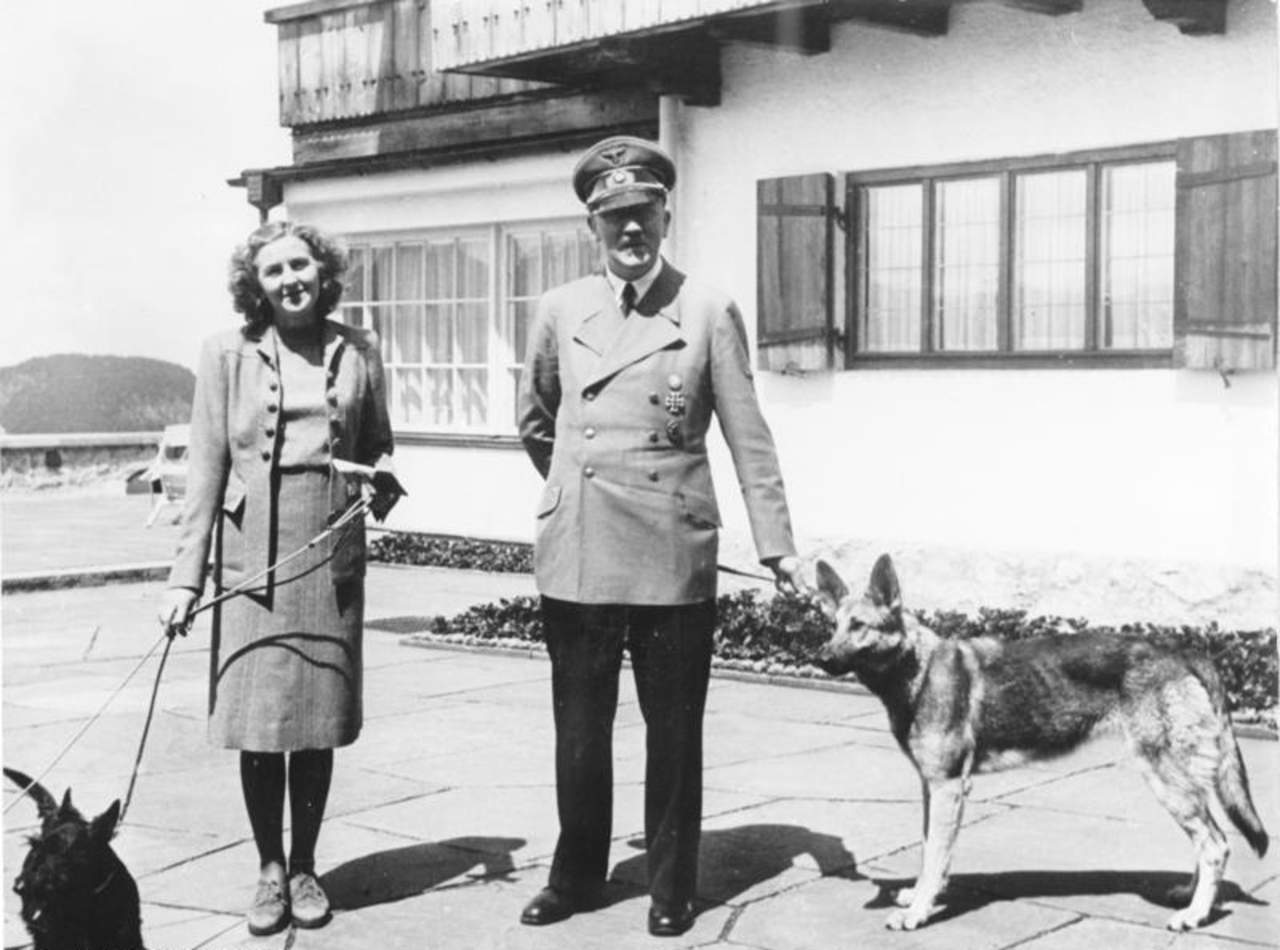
[265,428,275,438]
[649,393,660,405]
[268,381,278,391]
[584,466,595,478]
[648,470,659,482]
[584,427,596,439]
[267,404,278,413]
[648,431,659,444]
[260,449,271,461]
[327,391,339,406]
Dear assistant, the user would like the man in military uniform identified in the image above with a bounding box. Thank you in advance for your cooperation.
[517,135,803,937]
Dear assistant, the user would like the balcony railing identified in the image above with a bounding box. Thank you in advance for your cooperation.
[267,0,547,126]
[433,0,817,71]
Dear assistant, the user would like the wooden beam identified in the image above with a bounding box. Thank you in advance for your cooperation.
[997,0,1083,15]
[1141,0,1227,35]
[286,87,660,165]
[710,7,832,55]
[829,0,950,37]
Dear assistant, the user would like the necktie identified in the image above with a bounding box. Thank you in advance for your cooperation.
[621,282,637,316]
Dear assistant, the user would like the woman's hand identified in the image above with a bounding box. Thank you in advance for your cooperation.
[158,588,199,637]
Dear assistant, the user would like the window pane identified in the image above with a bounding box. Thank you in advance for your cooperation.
[1101,161,1174,349]
[457,369,488,426]
[457,237,490,298]
[509,233,541,298]
[344,247,366,303]
[426,241,456,300]
[391,367,424,426]
[395,244,424,300]
[423,303,452,364]
[392,304,423,363]
[456,302,488,363]
[371,246,394,302]
[861,184,923,352]
[934,177,1000,351]
[1014,169,1086,350]
[426,369,452,426]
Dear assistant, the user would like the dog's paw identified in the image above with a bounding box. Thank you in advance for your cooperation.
[885,906,930,931]
[1166,907,1211,932]
[893,887,916,908]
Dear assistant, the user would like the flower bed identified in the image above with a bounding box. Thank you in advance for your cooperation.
[411,588,1277,730]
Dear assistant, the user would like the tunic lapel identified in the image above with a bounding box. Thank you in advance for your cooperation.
[581,263,687,393]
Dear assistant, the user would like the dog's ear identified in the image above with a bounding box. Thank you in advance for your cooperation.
[866,554,903,626]
[90,800,121,844]
[813,560,849,618]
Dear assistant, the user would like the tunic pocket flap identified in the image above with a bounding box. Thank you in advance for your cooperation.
[678,489,721,528]
[222,474,247,518]
[536,484,562,518]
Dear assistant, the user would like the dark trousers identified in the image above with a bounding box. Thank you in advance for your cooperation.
[542,596,716,907]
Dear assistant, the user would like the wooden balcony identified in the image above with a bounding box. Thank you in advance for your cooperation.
[430,0,1228,105]
[266,0,549,127]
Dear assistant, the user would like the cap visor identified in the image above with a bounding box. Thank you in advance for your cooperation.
[589,187,666,214]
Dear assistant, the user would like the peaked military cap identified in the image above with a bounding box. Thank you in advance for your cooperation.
[573,135,676,212]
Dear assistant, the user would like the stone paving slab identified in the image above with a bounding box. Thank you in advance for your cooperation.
[861,799,1276,941]
[728,874,1083,950]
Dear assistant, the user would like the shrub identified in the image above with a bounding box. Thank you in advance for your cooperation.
[420,592,1277,718]
[370,532,533,574]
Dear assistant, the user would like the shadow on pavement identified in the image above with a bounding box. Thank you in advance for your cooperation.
[866,869,1266,927]
[611,823,859,906]
[323,836,526,910]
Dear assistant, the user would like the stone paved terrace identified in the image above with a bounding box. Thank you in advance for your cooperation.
[1,485,1277,949]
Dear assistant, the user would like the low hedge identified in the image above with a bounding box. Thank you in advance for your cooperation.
[420,590,1277,725]
[370,532,533,574]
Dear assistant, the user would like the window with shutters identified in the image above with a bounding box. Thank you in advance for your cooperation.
[846,143,1185,366]
[339,219,597,435]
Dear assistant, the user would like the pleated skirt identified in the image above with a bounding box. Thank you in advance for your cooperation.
[209,469,363,752]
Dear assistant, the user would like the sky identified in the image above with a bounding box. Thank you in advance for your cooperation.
[0,1,292,371]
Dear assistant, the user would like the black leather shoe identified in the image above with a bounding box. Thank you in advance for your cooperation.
[648,901,696,937]
[520,886,601,926]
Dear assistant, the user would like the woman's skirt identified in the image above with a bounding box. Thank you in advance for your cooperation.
[209,468,363,752]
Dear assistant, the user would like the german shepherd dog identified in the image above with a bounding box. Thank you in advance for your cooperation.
[4,768,145,950]
[813,555,1269,932]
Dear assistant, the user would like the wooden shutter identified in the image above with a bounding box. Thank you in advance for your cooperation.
[756,173,837,372]
[1175,130,1278,370]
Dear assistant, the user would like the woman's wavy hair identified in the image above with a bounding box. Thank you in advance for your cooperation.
[228,221,348,336]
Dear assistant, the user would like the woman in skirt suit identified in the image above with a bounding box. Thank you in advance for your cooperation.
[158,221,399,935]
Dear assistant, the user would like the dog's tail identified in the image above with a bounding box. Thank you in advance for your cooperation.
[1217,730,1269,857]
[3,767,59,822]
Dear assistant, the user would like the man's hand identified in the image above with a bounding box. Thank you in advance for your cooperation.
[157,588,199,638]
[763,555,806,596]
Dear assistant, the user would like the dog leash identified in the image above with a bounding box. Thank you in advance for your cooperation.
[717,563,776,584]
[4,496,373,820]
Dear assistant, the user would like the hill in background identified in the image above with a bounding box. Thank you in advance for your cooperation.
[0,355,194,434]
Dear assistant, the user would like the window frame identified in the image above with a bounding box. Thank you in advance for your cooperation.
[845,141,1179,370]
[338,216,597,444]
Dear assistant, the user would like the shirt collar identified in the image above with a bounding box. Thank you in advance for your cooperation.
[603,258,664,311]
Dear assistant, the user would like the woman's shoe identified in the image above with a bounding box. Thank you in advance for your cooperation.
[289,871,332,929]
[246,877,289,936]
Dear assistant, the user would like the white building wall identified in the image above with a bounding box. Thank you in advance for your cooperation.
[672,0,1278,573]
[281,0,1278,622]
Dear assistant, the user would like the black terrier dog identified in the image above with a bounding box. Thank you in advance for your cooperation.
[4,768,144,950]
